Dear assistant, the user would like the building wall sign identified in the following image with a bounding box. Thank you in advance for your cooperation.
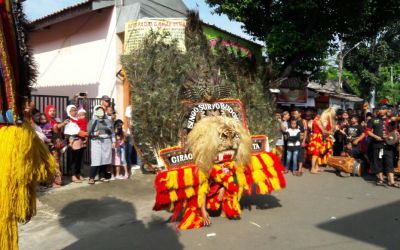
[124,18,187,54]
[202,25,262,59]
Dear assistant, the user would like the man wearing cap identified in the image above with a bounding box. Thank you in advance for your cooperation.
[367,104,399,187]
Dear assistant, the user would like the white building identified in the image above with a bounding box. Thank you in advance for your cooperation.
[29,0,188,116]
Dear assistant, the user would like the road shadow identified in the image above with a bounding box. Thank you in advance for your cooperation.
[59,197,183,250]
[240,190,282,211]
[317,200,400,249]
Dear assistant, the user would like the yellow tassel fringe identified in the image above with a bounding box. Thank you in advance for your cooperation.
[0,123,57,250]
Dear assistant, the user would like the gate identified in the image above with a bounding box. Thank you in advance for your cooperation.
[32,95,69,120]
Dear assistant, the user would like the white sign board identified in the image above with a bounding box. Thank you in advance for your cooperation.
[124,18,187,54]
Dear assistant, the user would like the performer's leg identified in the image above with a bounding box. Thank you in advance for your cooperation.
[311,155,317,173]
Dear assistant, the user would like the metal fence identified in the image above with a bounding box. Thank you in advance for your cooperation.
[32,95,69,120]
[32,95,114,174]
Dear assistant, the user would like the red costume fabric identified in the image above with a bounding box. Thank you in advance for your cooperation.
[308,115,333,165]
[153,152,286,230]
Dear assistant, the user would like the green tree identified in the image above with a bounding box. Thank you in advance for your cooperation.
[326,65,360,96]
[344,21,400,100]
[377,64,400,104]
[206,0,400,82]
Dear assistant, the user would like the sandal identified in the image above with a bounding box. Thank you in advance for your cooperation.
[88,179,95,185]
[376,180,385,186]
[388,182,400,188]
[72,175,82,183]
[100,178,110,183]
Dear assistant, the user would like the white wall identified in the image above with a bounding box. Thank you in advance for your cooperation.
[30,7,117,99]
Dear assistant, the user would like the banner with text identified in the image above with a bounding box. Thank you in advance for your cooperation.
[124,18,187,54]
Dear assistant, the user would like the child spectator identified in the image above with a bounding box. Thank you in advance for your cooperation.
[77,108,88,147]
[39,113,53,144]
[32,110,51,144]
[77,108,88,132]
[113,119,129,179]
[285,119,301,176]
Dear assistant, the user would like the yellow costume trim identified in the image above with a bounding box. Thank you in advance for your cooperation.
[0,123,57,250]
[259,154,281,191]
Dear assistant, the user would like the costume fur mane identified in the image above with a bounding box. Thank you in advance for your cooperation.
[187,116,252,174]
[320,107,336,130]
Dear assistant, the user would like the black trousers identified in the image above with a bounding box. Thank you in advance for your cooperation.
[68,148,84,176]
[372,147,394,174]
[89,165,107,179]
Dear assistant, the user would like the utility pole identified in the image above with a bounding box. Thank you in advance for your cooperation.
[337,41,361,91]
[337,43,344,92]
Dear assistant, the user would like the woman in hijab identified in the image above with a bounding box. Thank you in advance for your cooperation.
[44,105,68,187]
[87,105,115,184]
[45,105,68,135]
[44,105,68,156]
[64,104,86,183]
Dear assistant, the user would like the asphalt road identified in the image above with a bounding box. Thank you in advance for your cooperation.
[19,168,400,250]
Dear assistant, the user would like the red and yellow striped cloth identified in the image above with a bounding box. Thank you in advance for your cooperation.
[308,133,333,165]
[153,152,286,230]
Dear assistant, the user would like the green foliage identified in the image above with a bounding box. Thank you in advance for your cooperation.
[326,65,360,96]
[206,0,400,81]
[213,45,278,137]
[377,64,400,104]
[344,21,400,101]
[121,31,186,163]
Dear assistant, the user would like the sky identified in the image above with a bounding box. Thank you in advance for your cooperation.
[23,0,260,43]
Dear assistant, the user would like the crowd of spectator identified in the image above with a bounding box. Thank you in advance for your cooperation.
[30,94,141,187]
[274,104,400,187]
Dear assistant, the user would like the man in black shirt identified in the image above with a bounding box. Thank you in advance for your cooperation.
[367,104,399,187]
[333,109,348,156]
[346,116,364,150]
